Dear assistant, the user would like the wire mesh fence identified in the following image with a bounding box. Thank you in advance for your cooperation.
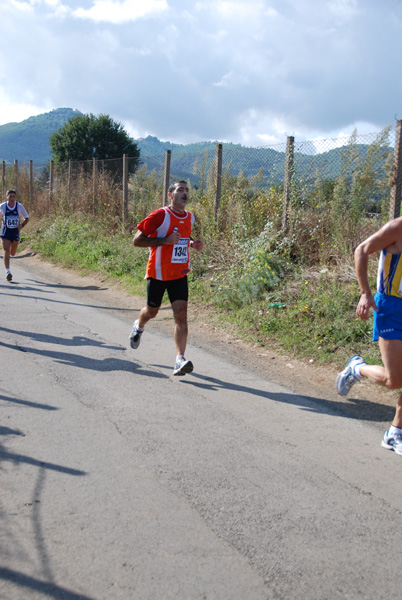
[0,125,398,230]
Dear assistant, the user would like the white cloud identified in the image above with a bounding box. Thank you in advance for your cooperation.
[73,0,168,24]
[329,0,359,19]
[0,0,400,146]
[45,1,69,18]
[213,71,249,88]
[264,6,278,18]
[7,0,35,12]
[0,90,51,124]
[213,0,277,20]
[239,112,291,147]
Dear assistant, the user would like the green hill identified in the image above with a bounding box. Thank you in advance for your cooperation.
[0,108,83,164]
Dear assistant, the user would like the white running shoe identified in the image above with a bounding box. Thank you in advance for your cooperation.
[129,319,143,349]
[173,356,194,376]
[381,430,402,456]
[336,354,366,396]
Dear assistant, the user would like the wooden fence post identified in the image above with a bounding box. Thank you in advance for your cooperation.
[122,153,128,225]
[214,143,223,221]
[162,150,171,206]
[390,120,402,220]
[14,159,18,191]
[68,159,72,205]
[282,135,294,231]
[29,160,33,208]
[49,160,54,209]
[92,158,97,215]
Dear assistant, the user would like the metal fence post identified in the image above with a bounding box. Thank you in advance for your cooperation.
[390,120,402,220]
[122,153,128,225]
[214,143,223,221]
[282,136,294,231]
[162,150,171,206]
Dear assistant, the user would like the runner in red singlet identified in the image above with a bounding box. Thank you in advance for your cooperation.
[129,180,203,376]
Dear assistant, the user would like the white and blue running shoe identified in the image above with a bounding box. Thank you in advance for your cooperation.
[381,430,402,456]
[336,354,366,396]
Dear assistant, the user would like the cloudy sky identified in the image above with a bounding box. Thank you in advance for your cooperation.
[0,0,401,147]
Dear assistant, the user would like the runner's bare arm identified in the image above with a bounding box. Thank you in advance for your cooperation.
[133,230,180,247]
[354,217,402,320]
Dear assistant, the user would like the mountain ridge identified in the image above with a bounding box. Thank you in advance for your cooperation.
[0,108,385,186]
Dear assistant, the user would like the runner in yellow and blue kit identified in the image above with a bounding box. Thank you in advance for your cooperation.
[336,216,402,455]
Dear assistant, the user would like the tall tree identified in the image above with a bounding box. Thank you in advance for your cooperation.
[49,113,140,172]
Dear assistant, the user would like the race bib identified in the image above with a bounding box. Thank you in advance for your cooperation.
[171,238,189,263]
[6,216,19,228]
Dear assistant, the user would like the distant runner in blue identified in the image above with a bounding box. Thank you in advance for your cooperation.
[0,190,29,282]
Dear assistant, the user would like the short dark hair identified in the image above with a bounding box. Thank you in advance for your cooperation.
[6,190,16,196]
[168,180,188,194]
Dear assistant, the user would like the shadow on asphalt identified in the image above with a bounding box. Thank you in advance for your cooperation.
[0,326,122,350]
[0,339,168,378]
[0,286,130,312]
[159,368,395,424]
[0,567,96,600]
[26,277,108,292]
[0,393,58,411]
[0,442,87,476]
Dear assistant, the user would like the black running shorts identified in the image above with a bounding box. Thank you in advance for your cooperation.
[1,227,20,242]
[146,276,189,308]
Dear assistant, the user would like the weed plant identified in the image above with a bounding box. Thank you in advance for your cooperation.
[28,216,148,294]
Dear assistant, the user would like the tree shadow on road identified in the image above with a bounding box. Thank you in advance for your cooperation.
[26,277,108,292]
[0,425,24,436]
[0,339,168,378]
[0,286,132,312]
[0,442,87,476]
[0,568,96,600]
[0,326,122,350]
[1,418,89,600]
[0,393,58,411]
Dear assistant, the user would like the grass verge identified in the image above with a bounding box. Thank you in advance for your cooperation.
[21,214,382,369]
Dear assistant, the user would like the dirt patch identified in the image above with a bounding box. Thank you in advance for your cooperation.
[17,251,398,429]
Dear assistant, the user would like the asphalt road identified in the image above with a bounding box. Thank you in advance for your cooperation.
[1,255,402,600]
